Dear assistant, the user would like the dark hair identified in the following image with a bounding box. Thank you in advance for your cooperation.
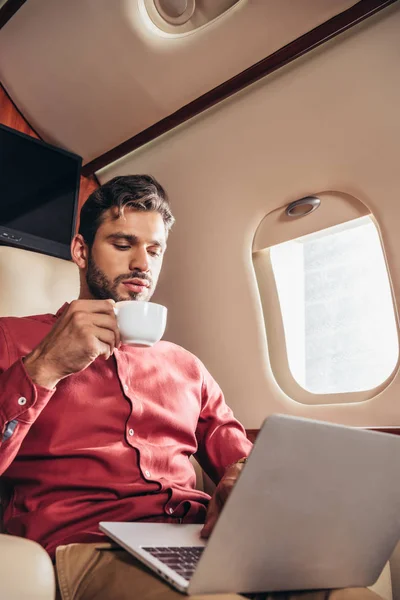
[78,175,175,247]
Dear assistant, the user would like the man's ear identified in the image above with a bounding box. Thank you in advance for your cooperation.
[71,234,89,269]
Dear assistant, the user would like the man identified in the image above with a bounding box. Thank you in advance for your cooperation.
[0,176,382,600]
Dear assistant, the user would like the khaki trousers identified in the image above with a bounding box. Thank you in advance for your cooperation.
[55,542,383,600]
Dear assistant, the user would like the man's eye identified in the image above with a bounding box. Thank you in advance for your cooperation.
[148,250,162,258]
[114,245,130,251]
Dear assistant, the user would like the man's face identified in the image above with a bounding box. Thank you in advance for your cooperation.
[84,208,167,302]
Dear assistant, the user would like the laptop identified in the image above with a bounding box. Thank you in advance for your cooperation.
[100,414,400,596]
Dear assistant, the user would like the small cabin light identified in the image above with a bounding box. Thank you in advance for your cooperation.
[154,0,195,24]
[285,196,321,218]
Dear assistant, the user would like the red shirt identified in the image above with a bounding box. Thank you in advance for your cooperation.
[0,304,252,559]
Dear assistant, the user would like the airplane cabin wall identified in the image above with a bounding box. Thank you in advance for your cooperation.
[97,5,400,429]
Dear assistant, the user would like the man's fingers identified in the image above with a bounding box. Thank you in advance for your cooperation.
[98,341,113,361]
[92,326,118,356]
[201,514,218,538]
[201,469,242,539]
[69,299,116,315]
[217,476,236,505]
[91,314,121,348]
[201,495,220,539]
[66,306,121,350]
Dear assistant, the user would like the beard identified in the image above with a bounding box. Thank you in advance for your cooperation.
[86,254,153,302]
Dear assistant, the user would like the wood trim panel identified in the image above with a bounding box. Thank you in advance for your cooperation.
[368,427,400,435]
[0,83,39,138]
[82,0,398,176]
[0,0,26,30]
[246,427,400,442]
[246,430,260,444]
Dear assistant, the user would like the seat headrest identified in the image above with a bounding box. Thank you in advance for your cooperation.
[0,246,79,317]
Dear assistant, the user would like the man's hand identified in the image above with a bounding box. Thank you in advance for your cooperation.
[201,459,246,539]
[24,299,121,389]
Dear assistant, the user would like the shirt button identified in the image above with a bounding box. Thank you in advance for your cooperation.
[128,428,134,436]
[124,384,129,392]
[18,397,27,406]
[168,508,174,515]
[145,470,151,478]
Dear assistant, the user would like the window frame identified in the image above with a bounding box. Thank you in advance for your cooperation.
[252,195,400,406]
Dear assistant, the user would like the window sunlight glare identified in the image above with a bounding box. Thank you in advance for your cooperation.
[270,216,398,394]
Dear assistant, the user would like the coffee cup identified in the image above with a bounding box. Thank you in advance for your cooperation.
[113,301,167,347]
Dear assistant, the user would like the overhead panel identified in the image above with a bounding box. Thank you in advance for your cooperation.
[0,0,356,162]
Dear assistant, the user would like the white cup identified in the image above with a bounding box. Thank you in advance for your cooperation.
[113,301,167,347]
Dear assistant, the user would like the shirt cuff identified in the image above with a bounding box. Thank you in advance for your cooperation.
[0,358,56,425]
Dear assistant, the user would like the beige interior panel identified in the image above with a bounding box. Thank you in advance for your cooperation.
[0,246,79,318]
[98,4,400,429]
[0,0,355,161]
[253,191,370,252]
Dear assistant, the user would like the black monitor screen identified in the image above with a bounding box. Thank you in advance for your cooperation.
[0,124,82,259]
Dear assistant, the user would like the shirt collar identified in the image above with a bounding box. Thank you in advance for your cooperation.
[56,302,70,319]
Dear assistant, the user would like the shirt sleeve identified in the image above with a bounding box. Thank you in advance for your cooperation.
[194,361,253,484]
[0,323,56,475]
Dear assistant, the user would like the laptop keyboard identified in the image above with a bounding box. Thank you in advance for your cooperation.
[143,546,204,580]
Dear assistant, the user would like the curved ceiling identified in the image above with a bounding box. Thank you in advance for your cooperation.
[0,0,356,164]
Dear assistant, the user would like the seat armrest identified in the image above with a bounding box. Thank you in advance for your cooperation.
[369,562,393,600]
[0,534,56,599]
[390,542,400,600]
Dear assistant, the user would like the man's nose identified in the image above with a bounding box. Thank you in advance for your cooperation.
[129,248,150,273]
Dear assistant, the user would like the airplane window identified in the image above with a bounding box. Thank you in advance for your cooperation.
[269,216,398,394]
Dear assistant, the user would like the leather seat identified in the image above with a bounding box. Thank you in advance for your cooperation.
[0,245,80,599]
